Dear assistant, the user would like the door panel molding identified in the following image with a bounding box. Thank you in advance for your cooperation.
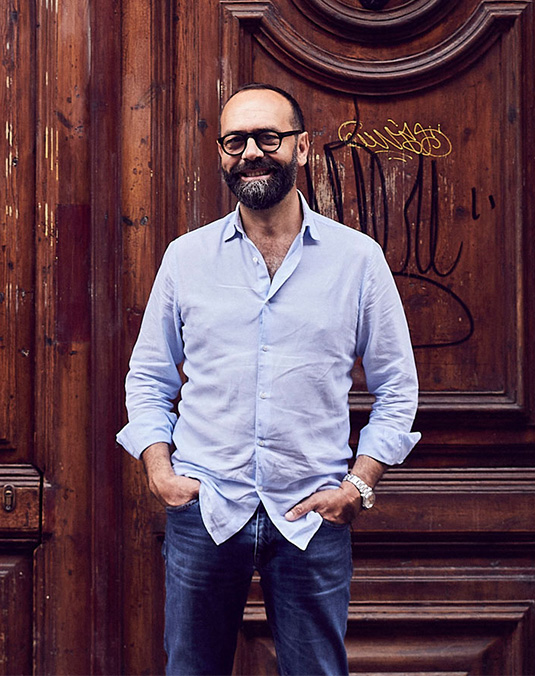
[359,468,535,536]
[0,554,33,676]
[237,601,535,675]
[0,465,41,540]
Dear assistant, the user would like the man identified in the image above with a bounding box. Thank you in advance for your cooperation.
[117,83,420,676]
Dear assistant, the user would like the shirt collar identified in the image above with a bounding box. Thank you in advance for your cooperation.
[298,190,320,242]
[223,209,242,242]
[222,190,321,243]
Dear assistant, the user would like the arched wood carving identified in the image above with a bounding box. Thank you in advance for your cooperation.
[292,0,461,41]
[221,0,530,93]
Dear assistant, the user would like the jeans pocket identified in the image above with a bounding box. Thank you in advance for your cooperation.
[321,517,350,530]
[165,498,200,513]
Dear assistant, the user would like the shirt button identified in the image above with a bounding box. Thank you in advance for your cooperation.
[262,345,268,352]
[258,440,265,447]
[259,392,268,399]
[252,256,259,263]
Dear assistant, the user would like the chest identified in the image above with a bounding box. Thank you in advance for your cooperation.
[253,234,295,279]
[177,240,360,361]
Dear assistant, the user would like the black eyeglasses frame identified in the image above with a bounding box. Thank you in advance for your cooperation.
[217,129,304,156]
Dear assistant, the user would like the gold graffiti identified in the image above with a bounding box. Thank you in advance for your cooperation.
[337,118,452,161]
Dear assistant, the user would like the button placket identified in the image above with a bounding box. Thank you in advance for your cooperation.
[252,232,302,494]
[243,235,269,296]
[255,298,273,494]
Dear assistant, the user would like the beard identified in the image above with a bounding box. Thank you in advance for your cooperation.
[222,148,298,210]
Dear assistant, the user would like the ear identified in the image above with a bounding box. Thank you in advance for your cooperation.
[216,139,225,160]
[296,131,310,167]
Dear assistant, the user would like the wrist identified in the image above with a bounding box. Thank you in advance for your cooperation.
[342,473,376,510]
[351,454,387,488]
[149,467,175,489]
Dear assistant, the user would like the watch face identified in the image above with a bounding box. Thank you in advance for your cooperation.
[363,492,376,509]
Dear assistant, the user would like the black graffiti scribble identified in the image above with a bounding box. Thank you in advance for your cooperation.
[472,188,496,218]
[407,155,463,278]
[304,97,474,349]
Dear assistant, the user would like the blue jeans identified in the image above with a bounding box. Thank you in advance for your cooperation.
[163,500,352,676]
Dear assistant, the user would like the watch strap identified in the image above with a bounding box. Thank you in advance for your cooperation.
[342,473,375,509]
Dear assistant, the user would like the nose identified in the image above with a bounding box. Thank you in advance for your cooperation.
[241,136,264,161]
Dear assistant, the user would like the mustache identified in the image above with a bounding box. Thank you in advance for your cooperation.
[228,157,281,176]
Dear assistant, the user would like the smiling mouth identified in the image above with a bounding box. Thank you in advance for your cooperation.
[240,168,273,180]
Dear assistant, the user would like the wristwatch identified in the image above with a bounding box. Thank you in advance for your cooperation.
[342,473,376,509]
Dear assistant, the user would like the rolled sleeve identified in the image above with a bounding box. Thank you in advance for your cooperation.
[356,423,421,466]
[116,242,184,459]
[116,410,178,460]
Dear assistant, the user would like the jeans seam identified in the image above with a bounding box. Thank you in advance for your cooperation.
[253,507,260,566]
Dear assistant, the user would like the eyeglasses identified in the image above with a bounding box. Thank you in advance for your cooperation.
[217,129,304,156]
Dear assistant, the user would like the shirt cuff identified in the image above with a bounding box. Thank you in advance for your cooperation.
[116,410,177,460]
[356,423,421,466]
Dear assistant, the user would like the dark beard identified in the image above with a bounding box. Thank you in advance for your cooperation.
[222,150,298,210]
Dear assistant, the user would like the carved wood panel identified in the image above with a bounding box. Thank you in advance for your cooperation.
[237,600,535,675]
[0,466,52,675]
[197,1,535,674]
[217,0,533,426]
[0,554,33,676]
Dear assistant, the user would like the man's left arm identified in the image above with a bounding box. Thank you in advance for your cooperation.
[286,241,420,525]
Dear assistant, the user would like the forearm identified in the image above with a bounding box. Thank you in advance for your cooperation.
[142,442,175,488]
[350,454,387,488]
[141,442,200,507]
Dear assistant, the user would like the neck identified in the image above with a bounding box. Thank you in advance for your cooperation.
[239,187,302,241]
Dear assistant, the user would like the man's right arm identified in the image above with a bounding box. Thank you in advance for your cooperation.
[116,243,185,461]
[142,442,200,508]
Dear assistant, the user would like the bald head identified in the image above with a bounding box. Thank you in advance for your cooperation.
[220,88,299,139]
[222,84,305,131]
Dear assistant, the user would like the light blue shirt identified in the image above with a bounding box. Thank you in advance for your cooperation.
[117,194,420,550]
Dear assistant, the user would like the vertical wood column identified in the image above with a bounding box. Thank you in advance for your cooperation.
[89,0,123,673]
[120,0,160,668]
[119,1,177,671]
[0,0,35,461]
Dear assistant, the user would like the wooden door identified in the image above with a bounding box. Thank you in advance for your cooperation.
[118,0,535,674]
[1,1,535,674]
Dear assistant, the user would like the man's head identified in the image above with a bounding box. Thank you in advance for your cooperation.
[218,84,309,210]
